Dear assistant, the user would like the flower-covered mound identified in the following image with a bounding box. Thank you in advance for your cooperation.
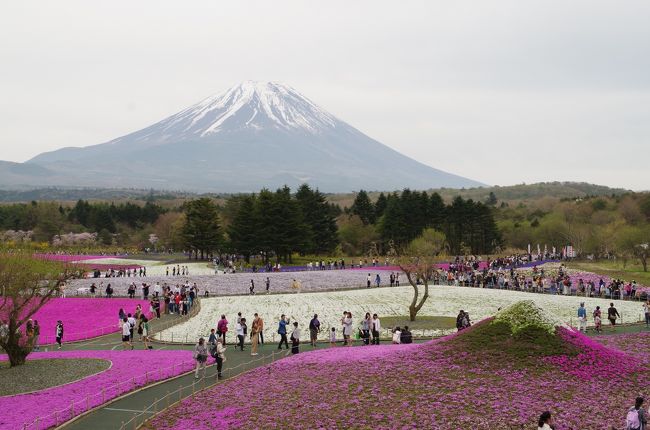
[154,286,644,343]
[30,298,151,344]
[147,304,649,430]
[1,349,194,430]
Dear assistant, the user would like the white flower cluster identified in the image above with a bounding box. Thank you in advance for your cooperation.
[154,285,644,343]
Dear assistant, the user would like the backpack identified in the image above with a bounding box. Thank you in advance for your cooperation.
[626,407,641,430]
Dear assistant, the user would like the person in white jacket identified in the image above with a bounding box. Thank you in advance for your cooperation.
[371,314,381,345]
[537,411,554,429]
[392,327,401,344]
[214,338,227,379]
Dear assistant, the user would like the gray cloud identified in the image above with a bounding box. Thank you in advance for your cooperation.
[0,0,648,189]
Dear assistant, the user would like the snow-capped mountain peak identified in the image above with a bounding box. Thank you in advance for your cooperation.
[138,81,339,142]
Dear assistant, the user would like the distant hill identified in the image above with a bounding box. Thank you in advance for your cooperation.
[0,182,630,204]
[327,182,631,208]
[0,81,482,193]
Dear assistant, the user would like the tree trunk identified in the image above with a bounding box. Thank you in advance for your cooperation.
[409,304,417,321]
[2,333,31,367]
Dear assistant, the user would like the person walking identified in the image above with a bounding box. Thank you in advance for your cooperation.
[250,313,261,356]
[309,314,321,347]
[290,321,300,354]
[32,320,40,351]
[375,274,381,288]
[217,315,228,345]
[329,327,337,347]
[55,320,64,350]
[127,313,136,342]
[194,337,209,379]
[367,274,372,288]
[644,300,650,328]
[342,312,353,346]
[236,318,247,351]
[122,318,133,350]
[593,306,602,334]
[361,313,371,345]
[265,277,270,294]
[577,302,587,333]
[258,314,265,345]
[141,315,152,350]
[214,338,227,379]
[608,303,621,330]
[249,279,255,295]
[277,314,290,350]
[371,314,381,345]
[625,397,647,430]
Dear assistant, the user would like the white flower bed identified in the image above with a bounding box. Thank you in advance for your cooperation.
[154,285,645,343]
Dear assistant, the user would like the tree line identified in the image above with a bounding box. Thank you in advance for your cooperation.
[182,185,339,262]
[348,189,501,255]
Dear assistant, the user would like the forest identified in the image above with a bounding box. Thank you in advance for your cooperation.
[0,183,648,265]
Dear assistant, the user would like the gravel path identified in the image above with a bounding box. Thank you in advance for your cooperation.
[0,358,110,396]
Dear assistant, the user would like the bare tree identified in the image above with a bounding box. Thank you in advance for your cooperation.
[395,229,447,321]
[0,253,74,367]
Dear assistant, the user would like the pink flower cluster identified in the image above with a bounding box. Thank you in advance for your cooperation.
[150,328,649,429]
[0,350,194,430]
[34,254,113,262]
[28,298,151,344]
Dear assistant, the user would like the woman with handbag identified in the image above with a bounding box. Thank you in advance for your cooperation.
[194,337,209,379]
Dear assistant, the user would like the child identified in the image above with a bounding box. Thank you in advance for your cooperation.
[593,306,602,334]
[329,327,336,347]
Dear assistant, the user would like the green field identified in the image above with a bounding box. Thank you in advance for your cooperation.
[567,259,650,285]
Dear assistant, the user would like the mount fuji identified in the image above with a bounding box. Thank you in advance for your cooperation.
[3,81,483,192]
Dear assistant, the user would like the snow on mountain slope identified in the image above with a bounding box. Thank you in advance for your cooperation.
[112,81,340,145]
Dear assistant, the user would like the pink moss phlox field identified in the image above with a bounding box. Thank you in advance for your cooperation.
[0,350,194,430]
[543,328,644,380]
[594,331,650,364]
[34,254,114,263]
[149,328,649,430]
[29,298,151,344]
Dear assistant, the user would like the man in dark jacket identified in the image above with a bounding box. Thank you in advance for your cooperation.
[400,326,413,344]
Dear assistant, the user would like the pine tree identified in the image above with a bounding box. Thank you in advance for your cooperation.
[182,198,223,259]
[374,192,388,219]
[295,184,339,254]
[351,190,376,225]
[227,195,258,262]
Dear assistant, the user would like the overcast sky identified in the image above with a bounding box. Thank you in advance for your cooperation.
[1,1,649,190]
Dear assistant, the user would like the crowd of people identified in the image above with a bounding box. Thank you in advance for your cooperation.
[434,262,649,301]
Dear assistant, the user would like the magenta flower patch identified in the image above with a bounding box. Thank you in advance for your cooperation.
[1,350,194,430]
[29,298,151,344]
[149,328,649,429]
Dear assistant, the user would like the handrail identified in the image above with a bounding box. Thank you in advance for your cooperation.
[119,350,283,430]
[19,359,196,430]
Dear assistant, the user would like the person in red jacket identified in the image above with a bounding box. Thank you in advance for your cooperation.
[217,314,228,345]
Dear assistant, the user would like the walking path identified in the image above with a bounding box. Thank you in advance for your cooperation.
[59,339,388,430]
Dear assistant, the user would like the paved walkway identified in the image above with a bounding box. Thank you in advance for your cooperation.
[60,340,367,430]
